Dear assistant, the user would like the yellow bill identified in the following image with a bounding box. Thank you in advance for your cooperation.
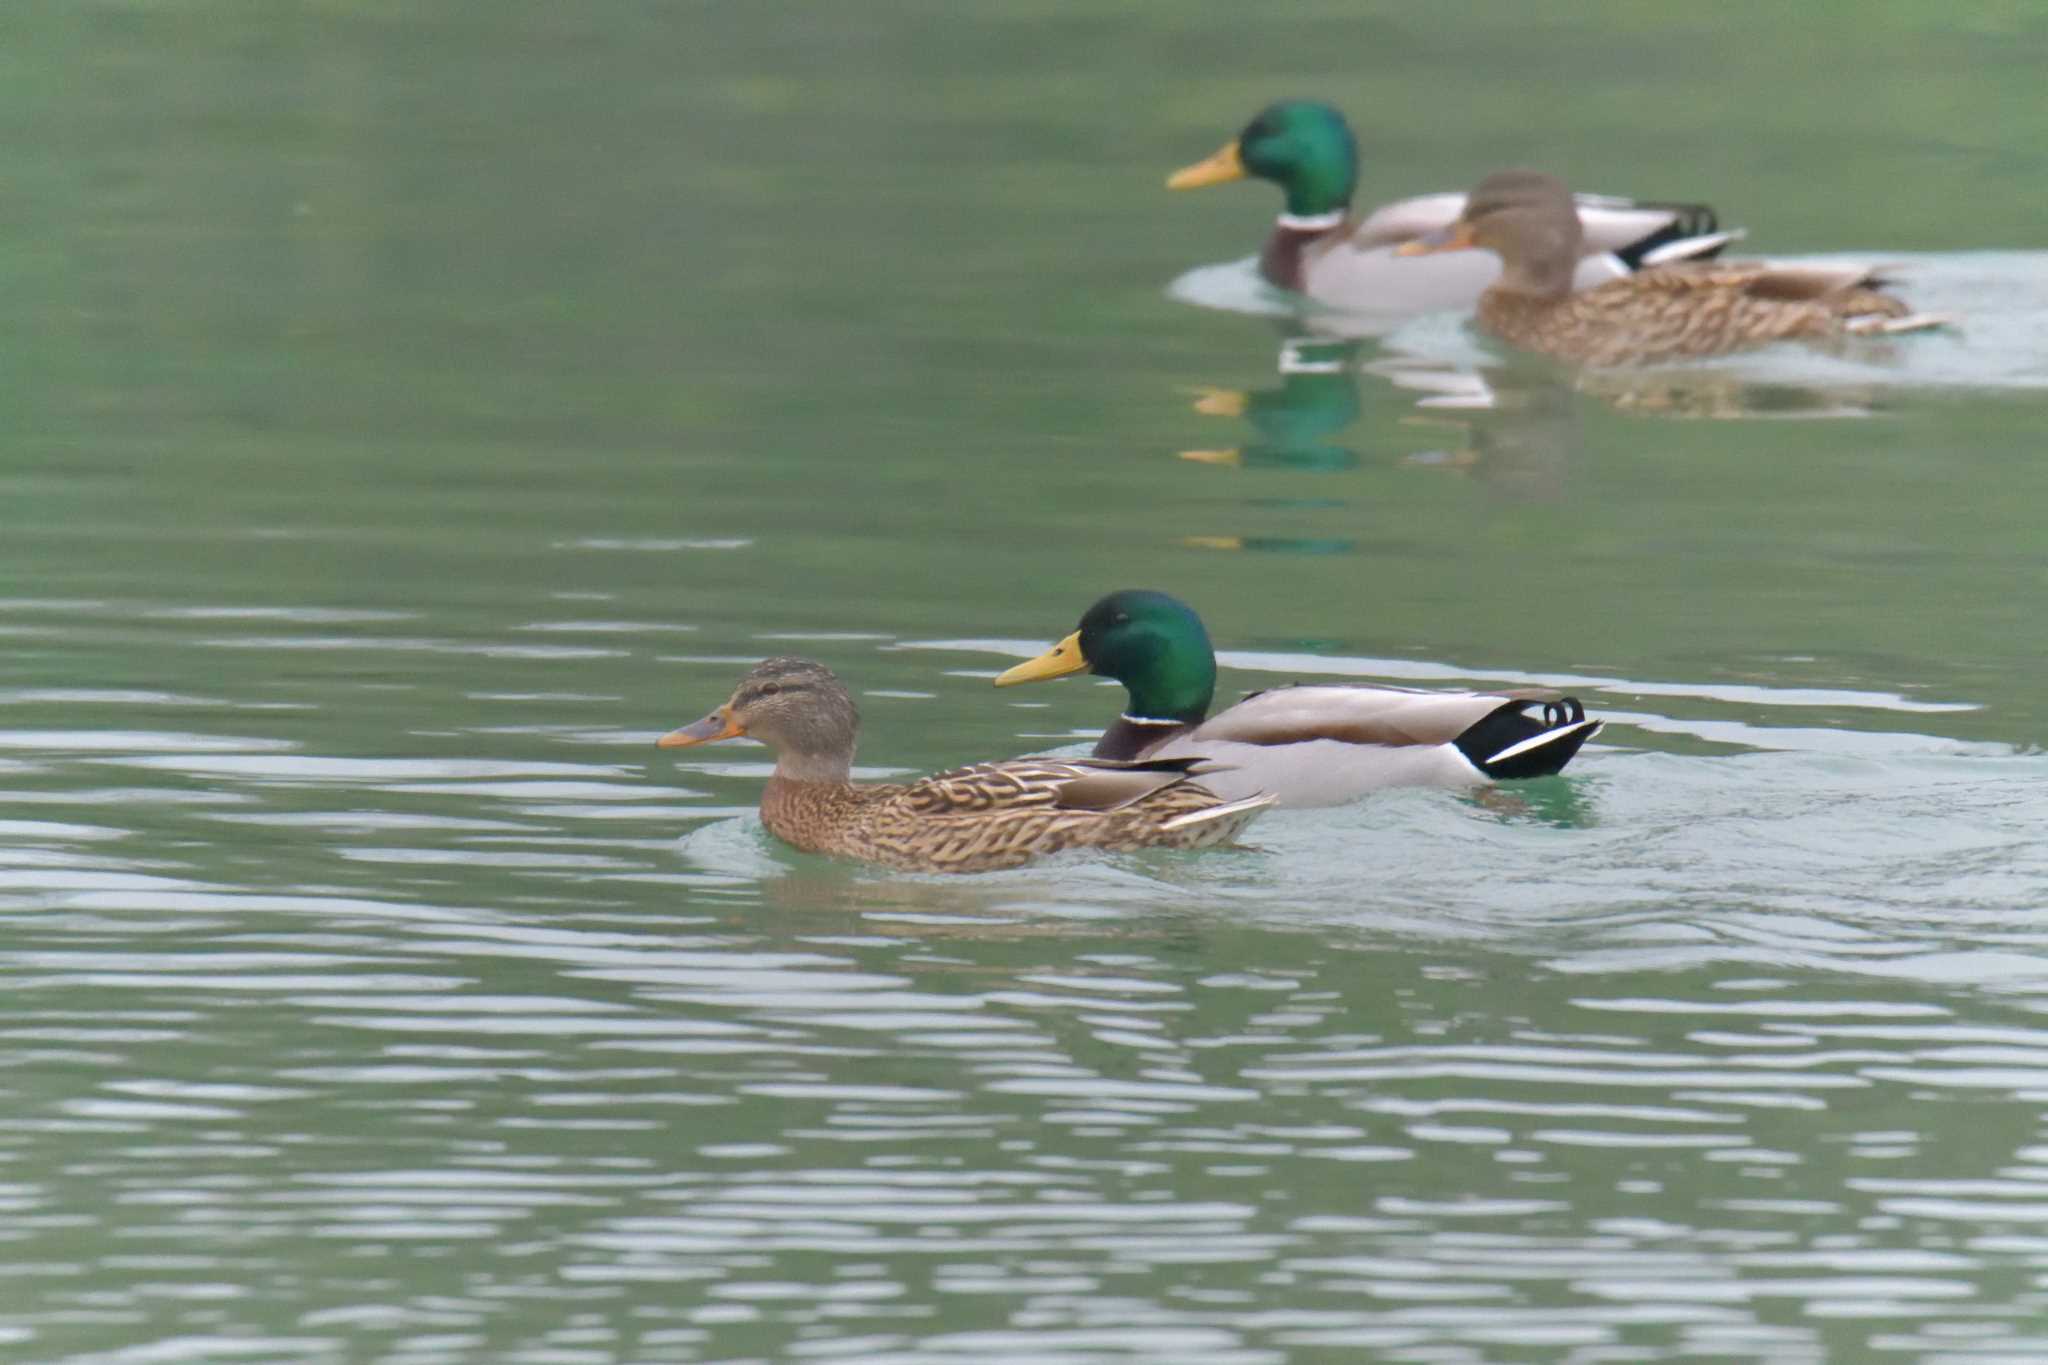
[1167,140,1246,190]
[993,630,1089,686]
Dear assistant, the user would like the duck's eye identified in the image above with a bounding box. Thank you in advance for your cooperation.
[1112,612,1130,626]
[758,682,781,697]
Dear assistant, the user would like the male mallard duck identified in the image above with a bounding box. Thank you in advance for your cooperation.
[1168,100,1734,315]
[658,656,1272,873]
[994,591,1599,807]
[1398,169,1947,366]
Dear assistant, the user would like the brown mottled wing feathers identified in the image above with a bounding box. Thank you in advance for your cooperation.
[814,756,1264,873]
[906,756,1221,814]
[1482,258,1920,366]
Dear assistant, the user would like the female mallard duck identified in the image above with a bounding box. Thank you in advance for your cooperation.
[994,591,1600,807]
[1169,100,1734,315]
[658,657,1272,873]
[1398,169,1946,366]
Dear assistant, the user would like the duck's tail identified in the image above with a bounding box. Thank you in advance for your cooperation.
[1455,697,1603,781]
[1594,196,1738,271]
[1161,792,1276,840]
[1845,311,1958,336]
[1636,226,1747,268]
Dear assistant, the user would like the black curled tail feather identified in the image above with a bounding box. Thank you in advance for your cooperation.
[1612,200,1725,271]
[1453,696,1601,781]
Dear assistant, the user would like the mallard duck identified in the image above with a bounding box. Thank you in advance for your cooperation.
[658,656,1272,873]
[993,591,1600,807]
[1397,169,1948,366]
[1168,100,1735,315]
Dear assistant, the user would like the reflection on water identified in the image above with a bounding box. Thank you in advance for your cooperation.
[1174,331,1582,514]
[1167,324,1894,527]
[1179,533,1359,556]
[1178,338,1365,473]
[1395,375,1580,500]
[1576,372,1889,420]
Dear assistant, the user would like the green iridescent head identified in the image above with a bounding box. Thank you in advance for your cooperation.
[995,589,1217,723]
[1168,100,1359,217]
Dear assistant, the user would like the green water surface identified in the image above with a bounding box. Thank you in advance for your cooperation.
[6,4,2048,1362]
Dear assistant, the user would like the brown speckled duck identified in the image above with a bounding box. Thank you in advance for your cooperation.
[658,657,1272,874]
[1399,170,1947,367]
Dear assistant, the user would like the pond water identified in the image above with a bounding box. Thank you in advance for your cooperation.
[7,4,2048,1361]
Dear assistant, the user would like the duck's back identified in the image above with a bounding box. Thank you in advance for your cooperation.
[1484,260,1914,367]
[770,759,1266,873]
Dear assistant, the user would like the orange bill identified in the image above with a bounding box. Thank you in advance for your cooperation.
[657,705,744,748]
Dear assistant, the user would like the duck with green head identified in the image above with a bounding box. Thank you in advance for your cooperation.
[995,590,1600,807]
[1168,100,1734,317]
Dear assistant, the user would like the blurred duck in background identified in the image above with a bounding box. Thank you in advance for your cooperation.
[1169,100,1735,316]
[1399,169,1949,366]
